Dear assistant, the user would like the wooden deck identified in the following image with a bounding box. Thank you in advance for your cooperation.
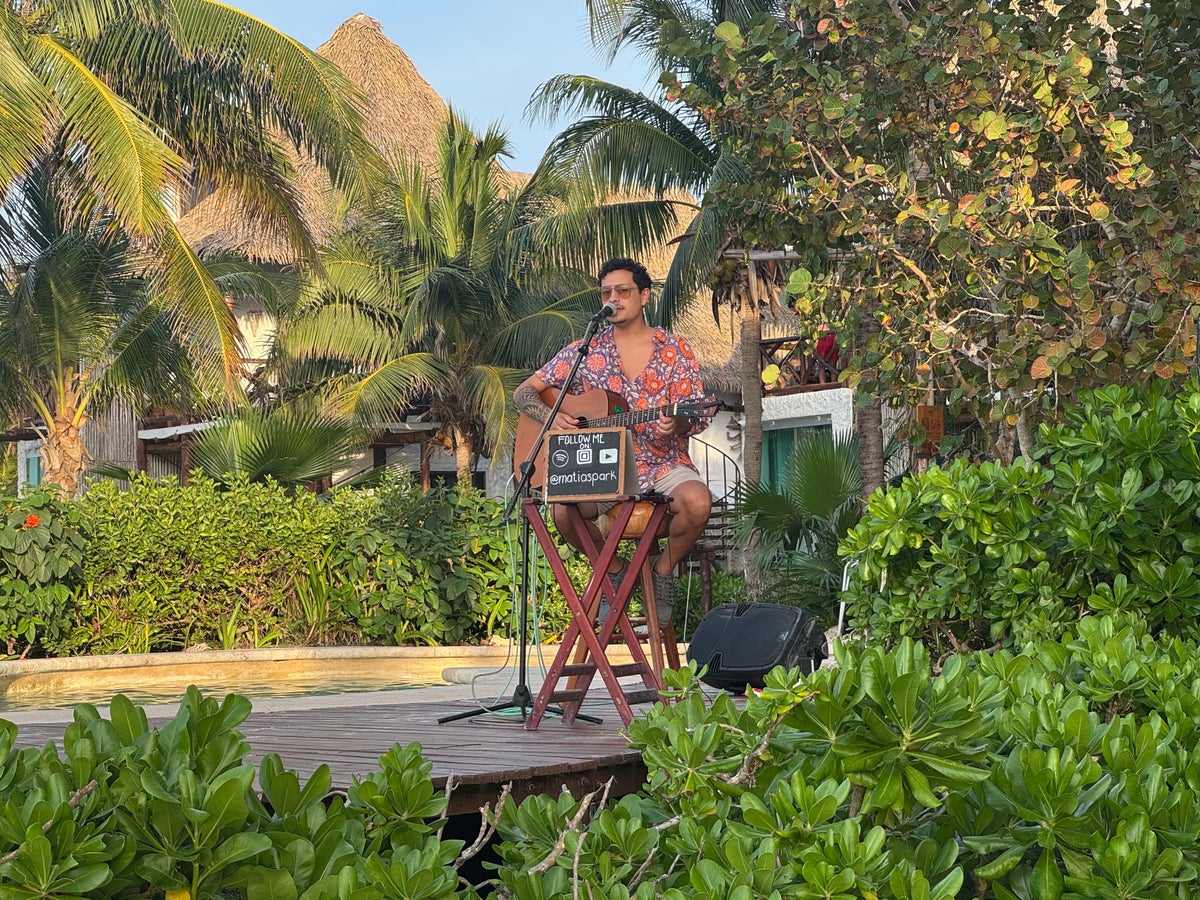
[6,680,652,817]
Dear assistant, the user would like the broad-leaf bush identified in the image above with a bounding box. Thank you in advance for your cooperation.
[323,475,517,647]
[0,688,475,900]
[492,616,1200,898]
[66,471,518,655]
[841,383,1200,655]
[73,474,340,654]
[0,488,85,657]
[5,614,1200,896]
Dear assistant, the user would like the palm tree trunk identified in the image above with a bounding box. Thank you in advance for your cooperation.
[453,426,473,485]
[737,263,766,589]
[854,297,885,498]
[41,408,88,496]
[856,399,885,498]
[420,438,433,492]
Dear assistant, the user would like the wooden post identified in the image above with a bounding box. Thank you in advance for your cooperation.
[180,433,191,486]
[741,261,763,488]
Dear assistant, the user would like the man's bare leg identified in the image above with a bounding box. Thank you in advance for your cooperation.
[656,480,712,576]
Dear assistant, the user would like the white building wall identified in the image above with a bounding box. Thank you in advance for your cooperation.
[762,388,855,435]
[16,439,40,495]
[233,296,276,367]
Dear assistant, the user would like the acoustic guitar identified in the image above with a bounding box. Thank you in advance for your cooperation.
[513,387,718,488]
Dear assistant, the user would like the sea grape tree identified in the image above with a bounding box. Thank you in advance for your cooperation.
[667,0,1200,455]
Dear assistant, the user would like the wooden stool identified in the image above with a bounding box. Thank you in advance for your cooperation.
[598,501,682,676]
[525,498,666,729]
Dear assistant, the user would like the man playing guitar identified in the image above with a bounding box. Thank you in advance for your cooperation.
[513,257,712,625]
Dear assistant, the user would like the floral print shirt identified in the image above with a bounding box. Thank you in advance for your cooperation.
[535,326,711,490]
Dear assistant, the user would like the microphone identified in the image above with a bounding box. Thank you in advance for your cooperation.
[592,301,617,321]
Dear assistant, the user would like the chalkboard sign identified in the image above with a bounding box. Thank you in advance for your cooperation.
[542,427,637,502]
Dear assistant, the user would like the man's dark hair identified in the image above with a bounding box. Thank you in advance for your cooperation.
[598,257,651,292]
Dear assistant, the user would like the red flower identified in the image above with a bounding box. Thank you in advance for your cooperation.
[23,514,39,529]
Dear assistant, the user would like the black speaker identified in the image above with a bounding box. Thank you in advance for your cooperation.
[686,603,827,692]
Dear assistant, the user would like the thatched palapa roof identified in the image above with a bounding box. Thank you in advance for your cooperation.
[177,14,447,264]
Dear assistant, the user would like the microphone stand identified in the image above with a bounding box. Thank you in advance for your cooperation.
[439,308,611,725]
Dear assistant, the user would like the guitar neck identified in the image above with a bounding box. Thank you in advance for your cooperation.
[589,402,695,430]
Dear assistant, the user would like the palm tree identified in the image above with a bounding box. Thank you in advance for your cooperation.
[0,171,304,494]
[0,173,201,495]
[732,428,861,622]
[0,0,379,489]
[530,0,782,483]
[188,405,366,490]
[277,111,678,482]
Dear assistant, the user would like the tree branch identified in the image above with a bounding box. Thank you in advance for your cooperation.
[0,779,98,866]
[530,779,613,873]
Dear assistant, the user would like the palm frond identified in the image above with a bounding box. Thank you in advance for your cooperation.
[32,33,184,237]
[579,0,776,86]
[461,364,526,453]
[531,78,715,193]
[733,428,863,583]
[204,253,302,320]
[784,429,862,519]
[656,202,725,325]
[484,292,594,371]
[151,226,244,388]
[170,0,384,192]
[334,352,447,423]
[317,251,407,313]
[513,195,687,277]
[0,16,51,191]
[276,303,402,371]
[189,406,366,487]
[90,304,199,412]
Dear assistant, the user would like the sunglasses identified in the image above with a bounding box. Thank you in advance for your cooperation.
[599,283,640,299]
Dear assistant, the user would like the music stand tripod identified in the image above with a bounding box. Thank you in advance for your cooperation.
[438,308,610,725]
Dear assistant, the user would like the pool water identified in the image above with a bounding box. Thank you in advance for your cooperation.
[0,672,443,712]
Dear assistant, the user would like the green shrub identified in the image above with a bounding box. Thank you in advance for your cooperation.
[0,688,475,899]
[6,614,1200,897]
[0,488,85,657]
[493,614,1200,898]
[325,475,517,646]
[733,428,863,626]
[841,382,1200,655]
[71,474,339,654]
[66,472,527,653]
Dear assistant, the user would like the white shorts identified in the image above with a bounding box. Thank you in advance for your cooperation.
[591,467,709,515]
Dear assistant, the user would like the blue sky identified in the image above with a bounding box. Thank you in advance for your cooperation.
[234,1,646,173]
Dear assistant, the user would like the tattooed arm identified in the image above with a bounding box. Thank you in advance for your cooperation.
[514,377,580,429]
[514,382,548,424]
